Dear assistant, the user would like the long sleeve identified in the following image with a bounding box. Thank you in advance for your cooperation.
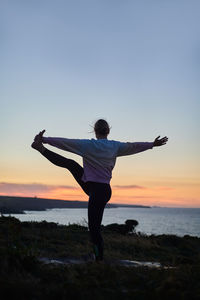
[42,137,85,156]
[117,142,154,157]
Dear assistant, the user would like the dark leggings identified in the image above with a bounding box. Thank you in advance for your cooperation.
[41,148,112,260]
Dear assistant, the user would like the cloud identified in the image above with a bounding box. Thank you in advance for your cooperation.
[0,182,78,195]
[113,185,146,190]
[113,195,159,199]
[113,184,174,191]
[156,186,174,191]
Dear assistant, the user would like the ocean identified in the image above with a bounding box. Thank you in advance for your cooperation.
[7,207,200,237]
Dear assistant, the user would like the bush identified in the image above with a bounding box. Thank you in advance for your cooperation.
[103,219,139,235]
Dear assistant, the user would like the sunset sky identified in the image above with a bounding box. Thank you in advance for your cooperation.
[1,1,200,207]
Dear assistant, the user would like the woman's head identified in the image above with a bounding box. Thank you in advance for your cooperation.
[94,119,110,138]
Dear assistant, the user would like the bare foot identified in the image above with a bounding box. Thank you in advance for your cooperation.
[31,130,46,153]
[31,141,45,153]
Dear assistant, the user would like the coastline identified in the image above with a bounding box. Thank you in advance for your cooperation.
[0,195,151,214]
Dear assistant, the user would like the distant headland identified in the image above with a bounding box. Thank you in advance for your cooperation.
[0,195,151,214]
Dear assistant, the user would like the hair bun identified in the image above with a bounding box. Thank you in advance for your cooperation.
[94,119,110,135]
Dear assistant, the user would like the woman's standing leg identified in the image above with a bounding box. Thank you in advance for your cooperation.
[88,182,112,261]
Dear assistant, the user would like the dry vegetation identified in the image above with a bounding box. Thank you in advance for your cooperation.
[0,216,199,299]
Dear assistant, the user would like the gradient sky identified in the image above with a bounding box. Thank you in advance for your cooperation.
[1,0,200,207]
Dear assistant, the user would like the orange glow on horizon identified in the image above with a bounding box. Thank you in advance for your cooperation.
[0,180,199,208]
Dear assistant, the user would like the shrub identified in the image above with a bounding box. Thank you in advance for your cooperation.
[103,219,139,235]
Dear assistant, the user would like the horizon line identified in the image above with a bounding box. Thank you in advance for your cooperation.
[0,194,199,209]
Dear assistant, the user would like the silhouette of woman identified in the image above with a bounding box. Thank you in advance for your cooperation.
[31,119,168,261]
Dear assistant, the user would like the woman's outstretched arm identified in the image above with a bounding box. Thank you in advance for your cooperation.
[33,129,87,157]
[42,136,85,156]
[117,136,168,157]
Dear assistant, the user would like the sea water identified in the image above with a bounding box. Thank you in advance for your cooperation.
[7,207,200,237]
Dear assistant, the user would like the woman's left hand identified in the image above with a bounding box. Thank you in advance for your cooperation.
[153,136,168,147]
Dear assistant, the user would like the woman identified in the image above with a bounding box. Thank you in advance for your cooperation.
[31,119,168,261]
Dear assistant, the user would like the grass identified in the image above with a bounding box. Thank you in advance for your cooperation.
[0,215,199,299]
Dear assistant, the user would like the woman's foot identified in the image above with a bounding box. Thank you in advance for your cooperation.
[31,140,45,153]
[31,130,46,153]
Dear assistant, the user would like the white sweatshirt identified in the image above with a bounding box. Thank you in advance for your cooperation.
[43,137,154,184]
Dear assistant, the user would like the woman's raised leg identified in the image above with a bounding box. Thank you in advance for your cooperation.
[32,137,90,195]
[42,148,90,196]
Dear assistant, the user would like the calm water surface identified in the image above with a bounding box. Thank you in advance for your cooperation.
[8,207,200,237]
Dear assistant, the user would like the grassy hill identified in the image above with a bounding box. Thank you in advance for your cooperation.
[0,215,199,299]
